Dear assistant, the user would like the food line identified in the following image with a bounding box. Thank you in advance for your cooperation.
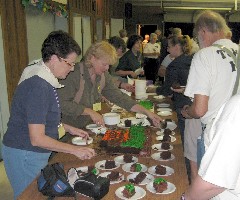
[18,96,189,200]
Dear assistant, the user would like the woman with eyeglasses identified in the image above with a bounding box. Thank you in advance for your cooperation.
[58,41,163,130]
[2,30,95,199]
[115,34,144,80]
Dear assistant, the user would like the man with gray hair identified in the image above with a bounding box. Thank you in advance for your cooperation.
[143,33,160,83]
[181,10,239,200]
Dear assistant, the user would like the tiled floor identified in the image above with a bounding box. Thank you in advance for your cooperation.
[0,161,14,200]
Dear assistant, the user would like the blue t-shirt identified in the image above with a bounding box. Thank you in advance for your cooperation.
[3,76,61,153]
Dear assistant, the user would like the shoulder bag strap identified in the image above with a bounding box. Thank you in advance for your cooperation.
[212,44,240,95]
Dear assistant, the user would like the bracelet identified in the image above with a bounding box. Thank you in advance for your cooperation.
[118,82,122,89]
[181,193,185,200]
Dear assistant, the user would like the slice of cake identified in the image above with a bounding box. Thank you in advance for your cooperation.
[161,142,170,150]
[122,183,136,198]
[160,151,171,160]
[101,160,116,169]
[163,128,172,135]
[129,172,147,184]
[107,171,120,181]
[130,163,142,172]
[124,119,132,127]
[153,178,168,193]
[123,155,134,163]
[155,165,166,175]
[161,134,171,142]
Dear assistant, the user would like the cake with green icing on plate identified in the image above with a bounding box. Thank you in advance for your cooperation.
[138,100,154,112]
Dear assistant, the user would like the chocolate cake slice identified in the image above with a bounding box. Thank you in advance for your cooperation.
[130,163,142,172]
[153,178,168,193]
[102,160,116,169]
[161,142,170,150]
[122,183,136,198]
[107,171,120,181]
[163,128,172,135]
[161,134,171,142]
[123,155,134,163]
[129,172,147,184]
[155,165,166,175]
[124,119,132,127]
[160,151,171,160]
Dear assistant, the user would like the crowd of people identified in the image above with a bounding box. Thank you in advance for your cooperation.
[2,9,240,200]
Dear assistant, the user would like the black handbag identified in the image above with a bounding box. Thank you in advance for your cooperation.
[74,173,110,200]
[37,163,75,198]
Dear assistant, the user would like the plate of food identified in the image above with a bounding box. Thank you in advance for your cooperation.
[146,179,176,194]
[156,135,176,143]
[157,103,170,108]
[155,129,164,135]
[156,129,175,136]
[115,184,146,200]
[72,137,93,145]
[152,143,173,151]
[157,111,172,117]
[95,160,120,170]
[127,172,154,185]
[118,117,143,128]
[148,165,174,176]
[122,163,148,173]
[157,108,172,112]
[98,171,124,184]
[166,121,177,130]
[86,124,98,130]
[151,152,175,161]
[153,95,165,100]
[114,155,138,164]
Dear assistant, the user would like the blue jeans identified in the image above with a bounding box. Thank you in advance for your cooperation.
[2,145,51,199]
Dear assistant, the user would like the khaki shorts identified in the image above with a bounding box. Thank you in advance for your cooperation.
[184,118,202,162]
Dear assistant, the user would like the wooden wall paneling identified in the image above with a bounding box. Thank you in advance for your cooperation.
[1,0,28,104]
[111,0,124,19]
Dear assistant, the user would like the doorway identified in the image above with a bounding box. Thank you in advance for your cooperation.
[136,24,158,38]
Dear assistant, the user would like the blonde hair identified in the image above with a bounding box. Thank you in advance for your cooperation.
[194,10,230,36]
[84,41,118,66]
[168,35,192,55]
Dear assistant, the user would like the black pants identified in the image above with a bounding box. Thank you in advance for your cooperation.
[143,58,159,84]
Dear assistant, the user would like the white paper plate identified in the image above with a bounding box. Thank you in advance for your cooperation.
[127,172,154,185]
[148,165,174,176]
[153,95,165,100]
[98,171,124,184]
[157,111,172,117]
[146,181,176,194]
[151,152,175,161]
[157,108,172,112]
[156,135,176,143]
[117,117,144,128]
[136,113,147,119]
[115,186,146,200]
[122,163,148,173]
[95,160,120,170]
[152,143,173,151]
[157,103,170,108]
[156,130,175,136]
[166,121,177,130]
[72,137,93,145]
[86,124,98,130]
[114,155,138,164]
[156,129,164,135]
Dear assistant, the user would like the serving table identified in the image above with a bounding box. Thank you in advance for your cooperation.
[18,96,188,200]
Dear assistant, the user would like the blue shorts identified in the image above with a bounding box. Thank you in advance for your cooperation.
[2,144,51,199]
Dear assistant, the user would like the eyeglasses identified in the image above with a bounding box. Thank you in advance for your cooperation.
[59,57,76,68]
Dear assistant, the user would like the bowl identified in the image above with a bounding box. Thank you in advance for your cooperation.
[103,112,120,125]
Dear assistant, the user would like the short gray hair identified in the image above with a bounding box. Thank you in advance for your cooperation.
[194,10,230,35]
